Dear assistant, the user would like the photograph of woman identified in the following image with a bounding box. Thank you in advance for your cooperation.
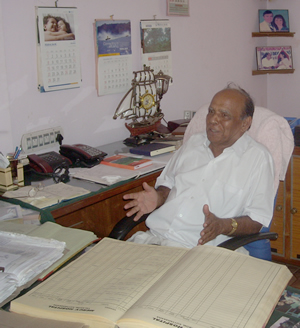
[43,14,75,41]
[277,51,292,69]
[271,14,289,32]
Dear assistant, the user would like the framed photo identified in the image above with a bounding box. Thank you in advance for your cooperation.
[259,9,289,32]
[256,46,293,71]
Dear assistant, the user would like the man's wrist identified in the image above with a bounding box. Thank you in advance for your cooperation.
[228,218,238,236]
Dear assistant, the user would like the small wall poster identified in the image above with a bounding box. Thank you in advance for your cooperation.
[167,0,190,17]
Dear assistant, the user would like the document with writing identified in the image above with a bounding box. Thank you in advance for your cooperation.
[2,183,90,208]
[10,238,292,328]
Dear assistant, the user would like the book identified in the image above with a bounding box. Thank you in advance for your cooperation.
[130,143,176,157]
[153,137,183,150]
[171,125,187,136]
[101,154,153,170]
[10,238,292,328]
[2,182,91,209]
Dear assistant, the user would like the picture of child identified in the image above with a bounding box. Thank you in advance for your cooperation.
[43,15,75,41]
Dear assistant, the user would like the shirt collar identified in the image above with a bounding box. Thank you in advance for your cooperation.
[204,133,249,157]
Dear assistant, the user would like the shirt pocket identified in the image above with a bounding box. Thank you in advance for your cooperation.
[207,179,244,217]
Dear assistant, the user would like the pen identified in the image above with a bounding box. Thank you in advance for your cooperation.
[14,147,22,159]
[13,146,18,158]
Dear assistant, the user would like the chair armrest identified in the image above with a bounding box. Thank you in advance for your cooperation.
[108,213,149,240]
[217,232,278,251]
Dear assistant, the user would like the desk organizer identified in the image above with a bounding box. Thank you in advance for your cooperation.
[0,163,24,191]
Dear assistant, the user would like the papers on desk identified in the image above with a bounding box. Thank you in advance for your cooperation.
[0,200,41,225]
[0,221,98,281]
[2,182,91,209]
[70,152,172,186]
[0,231,66,305]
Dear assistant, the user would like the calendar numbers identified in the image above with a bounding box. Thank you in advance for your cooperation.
[97,56,132,96]
[45,48,78,85]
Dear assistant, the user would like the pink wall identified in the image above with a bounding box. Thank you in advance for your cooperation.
[0,0,298,155]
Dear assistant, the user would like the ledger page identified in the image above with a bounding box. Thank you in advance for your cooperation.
[119,245,292,328]
[10,238,188,324]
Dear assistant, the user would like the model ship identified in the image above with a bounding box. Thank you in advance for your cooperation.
[113,66,172,137]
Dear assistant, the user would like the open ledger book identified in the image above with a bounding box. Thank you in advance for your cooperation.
[10,238,292,328]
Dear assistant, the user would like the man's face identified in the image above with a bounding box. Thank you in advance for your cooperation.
[264,13,273,23]
[206,89,251,153]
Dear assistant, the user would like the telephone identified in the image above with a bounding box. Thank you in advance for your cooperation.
[59,144,107,167]
[28,152,72,174]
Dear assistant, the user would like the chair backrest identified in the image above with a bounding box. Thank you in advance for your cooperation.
[183,104,294,193]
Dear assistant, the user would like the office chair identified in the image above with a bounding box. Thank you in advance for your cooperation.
[109,105,294,260]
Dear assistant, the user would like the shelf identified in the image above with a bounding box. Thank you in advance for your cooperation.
[252,32,295,37]
[252,69,295,75]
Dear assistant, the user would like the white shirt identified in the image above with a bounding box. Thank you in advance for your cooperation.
[262,57,275,69]
[146,133,275,248]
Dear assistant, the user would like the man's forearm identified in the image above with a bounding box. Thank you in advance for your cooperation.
[155,186,171,208]
[223,216,263,236]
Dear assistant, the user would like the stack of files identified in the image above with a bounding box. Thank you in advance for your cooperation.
[0,221,99,281]
[0,231,66,305]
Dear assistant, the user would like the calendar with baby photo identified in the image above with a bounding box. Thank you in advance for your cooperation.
[36,6,82,92]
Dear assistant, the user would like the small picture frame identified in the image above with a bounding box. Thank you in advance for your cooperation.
[256,46,293,71]
[258,9,290,32]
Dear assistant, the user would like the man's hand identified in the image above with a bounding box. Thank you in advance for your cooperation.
[197,205,263,245]
[123,182,160,221]
[198,204,226,245]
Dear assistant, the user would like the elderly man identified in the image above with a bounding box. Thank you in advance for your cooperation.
[123,85,275,249]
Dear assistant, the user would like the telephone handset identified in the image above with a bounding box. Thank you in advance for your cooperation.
[28,152,72,174]
[59,144,107,167]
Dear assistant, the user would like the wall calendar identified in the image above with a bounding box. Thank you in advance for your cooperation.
[36,7,82,93]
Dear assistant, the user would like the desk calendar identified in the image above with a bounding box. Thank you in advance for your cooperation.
[36,7,82,92]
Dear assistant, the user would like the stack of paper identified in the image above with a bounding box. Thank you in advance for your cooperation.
[0,231,66,304]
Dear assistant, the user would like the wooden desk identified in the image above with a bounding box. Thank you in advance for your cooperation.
[51,170,161,239]
[1,141,165,239]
